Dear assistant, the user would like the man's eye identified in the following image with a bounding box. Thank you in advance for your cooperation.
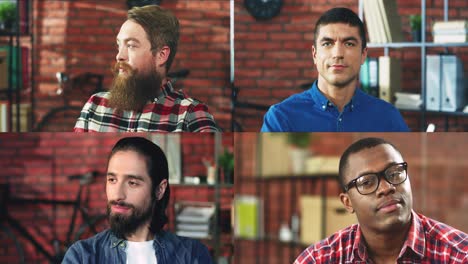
[345,42,355,47]
[107,178,116,183]
[322,42,331,47]
[129,181,139,186]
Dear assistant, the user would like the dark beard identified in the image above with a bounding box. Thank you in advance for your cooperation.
[107,200,153,239]
[108,61,162,111]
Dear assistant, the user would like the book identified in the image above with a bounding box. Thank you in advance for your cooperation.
[395,92,422,110]
[0,46,29,90]
[378,0,404,42]
[234,195,262,239]
[0,102,31,132]
[363,0,379,43]
[433,20,467,31]
[359,58,370,93]
[0,50,7,90]
[378,56,401,103]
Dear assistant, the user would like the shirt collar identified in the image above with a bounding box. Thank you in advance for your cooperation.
[352,210,425,261]
[154,81,175,102]
[308,81,364,112]
[109,230,166,250]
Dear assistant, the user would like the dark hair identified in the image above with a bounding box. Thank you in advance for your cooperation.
[314,7,367,51]
[338,137,400,190]
[128,5,179,72]
[108,136,170,233]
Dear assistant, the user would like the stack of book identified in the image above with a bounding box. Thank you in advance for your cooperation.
[175,203,215,239]
[395,92,422,110]
[433,20,468,43]
[363,0,404,43]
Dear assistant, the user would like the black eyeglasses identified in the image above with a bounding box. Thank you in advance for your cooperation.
[344,162,408,195]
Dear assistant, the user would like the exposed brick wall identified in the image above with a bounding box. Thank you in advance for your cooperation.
[234,0,468,131]
[33,0,232,131]
[235,133,468,263]
[0,133,233,263]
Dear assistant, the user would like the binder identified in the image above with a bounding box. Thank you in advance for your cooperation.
[441,55,465,112]
[426,55,442,111]
[379,56,401,103]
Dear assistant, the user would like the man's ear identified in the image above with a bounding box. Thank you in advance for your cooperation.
[311,44,317,65]
[154,46,170,68]
[155,179,168,200]
[340,192,355,214]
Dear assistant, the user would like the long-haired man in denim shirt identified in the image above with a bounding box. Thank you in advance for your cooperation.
[63,137,212,263]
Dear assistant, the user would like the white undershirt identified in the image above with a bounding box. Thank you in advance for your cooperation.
[125,240,157,264]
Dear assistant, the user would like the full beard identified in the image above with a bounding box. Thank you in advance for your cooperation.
[108,62,163,112]
[107,200,153,239]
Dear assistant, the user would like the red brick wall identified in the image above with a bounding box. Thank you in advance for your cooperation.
[33,0,232,131]
[235,132,468,264]
[234,0,468,131]
[0,133,233,263]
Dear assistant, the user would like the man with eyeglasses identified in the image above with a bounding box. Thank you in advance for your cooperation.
[294,137,467,264]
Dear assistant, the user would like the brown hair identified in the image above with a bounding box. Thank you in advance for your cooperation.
[127,5,179,72]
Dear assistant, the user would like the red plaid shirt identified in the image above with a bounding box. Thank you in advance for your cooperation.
[74,82,219,132]
[294,211,468,264]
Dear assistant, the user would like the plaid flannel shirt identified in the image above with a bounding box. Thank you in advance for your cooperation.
[74,82,219,132]
[294,211,468,264]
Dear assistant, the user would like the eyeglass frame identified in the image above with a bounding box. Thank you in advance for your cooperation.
[343,162,408,195]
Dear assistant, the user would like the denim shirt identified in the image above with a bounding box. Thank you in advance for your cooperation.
[62,229,214,264]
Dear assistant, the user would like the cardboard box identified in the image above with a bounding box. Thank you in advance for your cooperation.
[300,196,357,245]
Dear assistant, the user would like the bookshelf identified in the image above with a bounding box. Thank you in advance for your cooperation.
[169,133,234,263]
[235,174,343,264]
[359,0,468,131]
[0,0,33,132]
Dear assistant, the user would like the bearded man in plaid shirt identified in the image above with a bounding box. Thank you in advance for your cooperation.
[74,5,219,132]
[295,137,467,264]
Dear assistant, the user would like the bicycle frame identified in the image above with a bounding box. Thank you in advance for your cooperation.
[1,172,103,263]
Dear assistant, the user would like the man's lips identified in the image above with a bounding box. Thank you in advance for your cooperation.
[111,204,131,213]
[330,64,346,69]
[376,199,402,212]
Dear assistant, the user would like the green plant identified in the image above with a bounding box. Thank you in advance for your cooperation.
[409,14,421,32]
[218,149,234,172]
[286,133,311,149]
[0,2,16,26]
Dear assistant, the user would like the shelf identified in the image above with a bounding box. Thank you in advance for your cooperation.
[172,183,234,188]
[400,108,468,117]
[236,236,308,248]
[368,42,468,48]
[240,174,338,182]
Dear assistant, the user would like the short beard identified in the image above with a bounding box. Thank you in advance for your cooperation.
[108,62,162,112]
[107,200,153,239]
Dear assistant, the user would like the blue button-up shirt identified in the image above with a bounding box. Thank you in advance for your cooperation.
[261,81,409,132]
[62,229,213,264]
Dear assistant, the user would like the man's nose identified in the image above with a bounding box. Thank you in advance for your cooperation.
[109,182,126,202]
[116,46,128,62]
[376,177,396,197]
[332,43,344,58]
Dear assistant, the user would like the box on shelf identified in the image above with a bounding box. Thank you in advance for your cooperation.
[300,196,357,245]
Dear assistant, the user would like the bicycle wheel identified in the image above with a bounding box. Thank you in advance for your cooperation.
[73,214,108,242]
[0,224,25,264]
[34,106,83,132]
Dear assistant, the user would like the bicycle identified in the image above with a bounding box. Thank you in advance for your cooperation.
[33,69,190,132]
[0,171,108,263]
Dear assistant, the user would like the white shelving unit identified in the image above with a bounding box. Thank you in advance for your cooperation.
[359,0,468,131]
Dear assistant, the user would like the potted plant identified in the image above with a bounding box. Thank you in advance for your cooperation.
[409,14,422,42]
[218,148,234,184]
[287,133,311,174]
[0,2,16,32]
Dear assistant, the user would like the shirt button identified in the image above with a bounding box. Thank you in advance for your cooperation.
[339,118,342,122]
[322,105,326,109]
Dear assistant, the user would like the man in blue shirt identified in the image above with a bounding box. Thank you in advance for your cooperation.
[62,137,213,264]
[261,8,409,132]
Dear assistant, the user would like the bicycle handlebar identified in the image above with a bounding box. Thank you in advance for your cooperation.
[68,171,100,186]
